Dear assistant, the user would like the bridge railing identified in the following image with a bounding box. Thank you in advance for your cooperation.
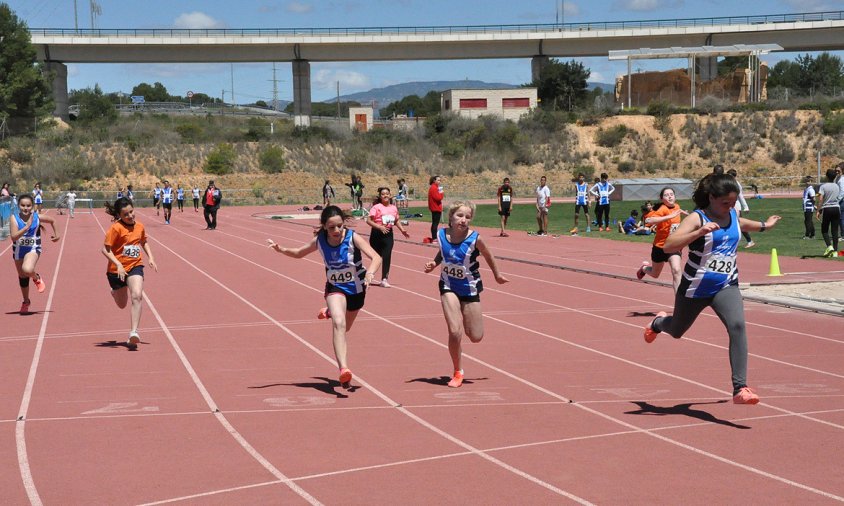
[29,11,844,38]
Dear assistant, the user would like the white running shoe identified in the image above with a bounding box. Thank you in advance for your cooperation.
[381,279,391,288]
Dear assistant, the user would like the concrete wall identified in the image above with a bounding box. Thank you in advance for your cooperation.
[441,88,537,121]
[348,107,373,131]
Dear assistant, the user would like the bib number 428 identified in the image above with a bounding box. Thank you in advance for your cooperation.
[706,257,734,274]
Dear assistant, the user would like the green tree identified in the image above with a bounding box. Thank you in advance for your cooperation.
[131,82,171,102]
[204,143,236,175]
[284,101,361,117]
[0,4,53,121]
[531,59,591,111]
[767,59,802,91]
[70,85,117,124]
[381,90,441,118]
[258,145,286,173]
[803,53,844,96]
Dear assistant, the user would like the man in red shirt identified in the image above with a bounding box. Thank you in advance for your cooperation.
[203,180,222,230]
[426,175,443,243]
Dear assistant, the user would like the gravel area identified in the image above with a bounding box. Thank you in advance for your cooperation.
[742,281,844,313]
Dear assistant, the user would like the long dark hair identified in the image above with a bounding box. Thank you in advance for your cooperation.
[104,197,134,220]
[652,186,675,212]
[372,187,390,205]
[319,205,349,226]
[692,174,740,209]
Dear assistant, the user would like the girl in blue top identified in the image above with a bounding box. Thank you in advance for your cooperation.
[643,174,780,405]
[424,200,508,388]
[267,206,381,388]
[10,194,60,314]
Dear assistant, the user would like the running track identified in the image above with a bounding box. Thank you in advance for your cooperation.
[1,207,842,504]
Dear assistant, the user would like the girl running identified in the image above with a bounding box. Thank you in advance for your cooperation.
[192,186,201,212]
[10,194,60,314]
[643,174,780,405]
[32,183,44,213]
[176,185,185,212]
[267,206,381,387]
[102,197,158,350]
[636,187,688,291]
[366,187,410,288]
[424,201,509,388]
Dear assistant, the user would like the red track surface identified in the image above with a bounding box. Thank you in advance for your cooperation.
[2,206,842,505]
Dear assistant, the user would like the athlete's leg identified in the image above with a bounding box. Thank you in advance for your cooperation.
[667,255,683,292]
[651,290,710,340]
[14,259,31,303]
[441,292,465,372]
[461,301,484,343]
[647,261,665,279]
[111,286,129,309]
[709,285,749,394]
[326,294,350,369]
[127,274,144,335]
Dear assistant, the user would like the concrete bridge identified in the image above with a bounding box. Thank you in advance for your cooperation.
[30,10,844,124]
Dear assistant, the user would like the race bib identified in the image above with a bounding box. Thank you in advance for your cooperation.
[122,245,141,258]
[382,214,396,226]
[327,267,355,285]
[577,191,586,198]
[705,254,735,274]
[670,223,680,233]
[442,262,466,280]
[501,195,511,203]
[17,237,37,247]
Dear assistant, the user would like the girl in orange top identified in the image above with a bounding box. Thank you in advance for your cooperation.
[636,187,688,291]
[101,197,157,350]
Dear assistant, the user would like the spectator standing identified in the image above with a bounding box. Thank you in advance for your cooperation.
[1,183,10,198]
[496,177,514,237]
[192,186,201,212]
[366,187,410,288]
[802,176,816,239]
[590,173,615,232]
[534,175,550,236]
[66,189,77,218]
[396,178,409,212]
[817,168,841,257]
[426,175,444,243]
[570,173,591,235]
[322,180,336,207]
[203,180,222,230]
[836,163,844,233]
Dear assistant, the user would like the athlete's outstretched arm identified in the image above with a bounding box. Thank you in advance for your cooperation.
[266,236,318,258]
[37,214,61,242]
[476,236,509,284]
[663,212,710,254]
[739,215,781,233]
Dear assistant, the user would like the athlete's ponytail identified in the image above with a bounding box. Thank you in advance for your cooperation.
[692,174,740,210]
[104,197,133,220]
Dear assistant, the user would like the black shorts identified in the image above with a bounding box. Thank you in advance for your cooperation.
[106,265,144,291]
[498,205,511,217]
[153,198,160,206]
[575,204,589,214]
[324,283,366,311]
[651,245,680,264]
[163,202,172,210]
[438,281,481,303]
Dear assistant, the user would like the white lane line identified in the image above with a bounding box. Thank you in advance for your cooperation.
[16,216,71,506]
[217,218,844,499]
[92,212,323,506]
[149,230,594,505]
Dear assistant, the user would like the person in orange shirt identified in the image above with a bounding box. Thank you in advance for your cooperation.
[636,187,687,291]
[102,197,157,350]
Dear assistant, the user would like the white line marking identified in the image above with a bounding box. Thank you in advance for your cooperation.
[16,216,71,506]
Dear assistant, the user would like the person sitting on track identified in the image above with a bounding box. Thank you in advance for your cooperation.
[424,200,509,388]
[267,205,381,389]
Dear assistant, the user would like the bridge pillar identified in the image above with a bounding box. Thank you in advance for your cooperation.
[46,61,69,122]
[531,56,549,83]
[292,59,312,127]
[696,56,718,82]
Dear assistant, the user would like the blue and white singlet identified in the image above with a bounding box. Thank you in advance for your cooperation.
[177,188,185,201]
[679,209,740,299]
[162,188,173,204]
[33,189,43,205]
[575,182,588,206]
[154,187,162,199]
[12,212,41,260]
[437,227,482,297]
[803,186,816,212]
[595,182,613,205]
[317,229,366,295]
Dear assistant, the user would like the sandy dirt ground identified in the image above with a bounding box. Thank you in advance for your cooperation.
[743,280,844,312]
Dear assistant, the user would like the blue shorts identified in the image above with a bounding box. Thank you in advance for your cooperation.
[107,265,144,290]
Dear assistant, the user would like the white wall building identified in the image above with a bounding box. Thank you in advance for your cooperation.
[348,106,374,132]
[441,88,537,120]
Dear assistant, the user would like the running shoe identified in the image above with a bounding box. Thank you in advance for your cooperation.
[585,227,592,233]
[447,371,464,388]
[127,332,140,350]
[636,262,650,280]
[317,307,331,320]
[732,387,760,405]
[422,237,432,244]
[570,227,578,235]
[20,300,30,314]
[744,241,755,249]
[380,279,391,288]
[824,245,835,257]
[339,368,353,386]
[643,311,667,343]
[33,274,46,293]
[501,232,509,237]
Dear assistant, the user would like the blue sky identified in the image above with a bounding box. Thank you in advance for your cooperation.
[8,0,844,104]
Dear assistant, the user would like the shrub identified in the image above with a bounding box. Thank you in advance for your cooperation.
[772,141,795,165]
[244,118,270,141]
[596,125,629,147]
[646,100,674,117]
[259,145,286,173]
[822,112,844,136]
[343,148,368,171]
[204,143,236,175]
[617,160,635,173]
[175,123,203,143]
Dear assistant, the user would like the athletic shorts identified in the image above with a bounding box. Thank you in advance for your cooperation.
[537,206,549,215]
[153,198,160,206]
[438,281,481,303]
[575,204,589,214]
[651,245,680,264]
[498,205,511,217]
[324,283,366,311]
[107,265,144,291]
[163,202,172,210]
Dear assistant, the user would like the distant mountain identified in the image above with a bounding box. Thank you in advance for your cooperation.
[588,82,615,93]
[326,80,615,108]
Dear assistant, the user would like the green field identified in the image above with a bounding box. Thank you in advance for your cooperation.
[405,197,842,260]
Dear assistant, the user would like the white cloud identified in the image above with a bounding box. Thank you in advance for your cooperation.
[613,0,683,11]
[313,68,371,92]
[286,1,313,13]
[590,71,607,83]
[173,12,224,30]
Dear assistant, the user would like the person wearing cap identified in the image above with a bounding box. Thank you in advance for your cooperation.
[203,180,222,230]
